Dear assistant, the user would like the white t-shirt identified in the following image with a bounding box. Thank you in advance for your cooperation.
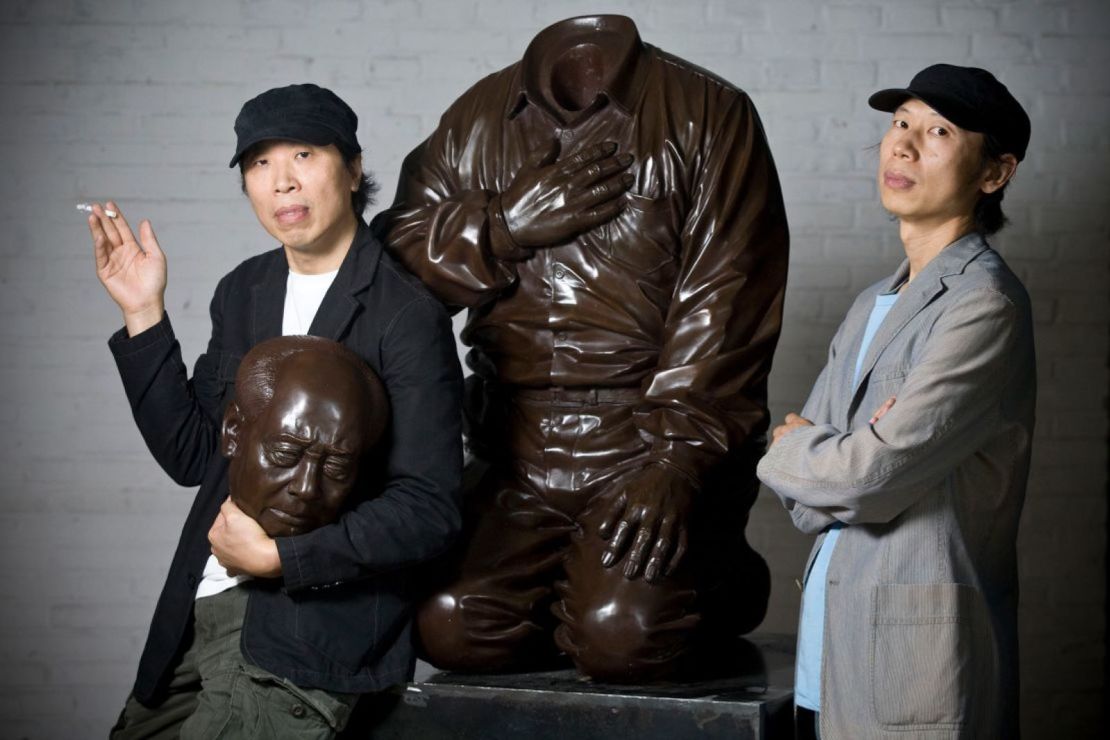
[195,267,339,600]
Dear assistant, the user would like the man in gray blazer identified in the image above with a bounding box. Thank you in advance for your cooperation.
[758,65,1034,739]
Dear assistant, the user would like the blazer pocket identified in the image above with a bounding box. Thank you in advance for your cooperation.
[870,583,990,728]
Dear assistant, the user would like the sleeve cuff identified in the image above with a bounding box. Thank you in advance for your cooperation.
[486,195,533,262]
[643,437,718,487]
[108,312,174,358]
[276,535,308,593]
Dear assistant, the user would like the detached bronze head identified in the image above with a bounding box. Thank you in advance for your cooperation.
[220,336,389,537]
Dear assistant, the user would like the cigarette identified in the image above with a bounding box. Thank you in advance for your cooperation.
[77,203,118,218]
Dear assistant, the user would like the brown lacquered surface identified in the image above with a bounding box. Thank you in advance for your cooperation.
[377,15,788,682]
[221,335,388,538]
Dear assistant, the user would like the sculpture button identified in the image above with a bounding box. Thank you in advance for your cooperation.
[554,266,566,279]
[291,704,306,718]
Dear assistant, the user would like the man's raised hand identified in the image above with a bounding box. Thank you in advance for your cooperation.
[88,200,167,336]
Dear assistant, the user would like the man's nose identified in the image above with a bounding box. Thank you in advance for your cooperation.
[891,130,918,160]
[289,458,323,499]
[273,161,299,194]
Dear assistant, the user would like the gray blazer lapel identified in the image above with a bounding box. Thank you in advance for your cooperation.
[250,248,288,345]
[849,234,991,402]
[308,222,382,341]
[820,294,875,427]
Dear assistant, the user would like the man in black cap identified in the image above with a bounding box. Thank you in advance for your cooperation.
[758,64,1034,739]
[86,83,463,738]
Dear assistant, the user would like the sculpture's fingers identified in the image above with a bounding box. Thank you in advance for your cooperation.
[601,519,632,567]
[644,520,675,583]
[664,526,689,576]
[622,518,656,579]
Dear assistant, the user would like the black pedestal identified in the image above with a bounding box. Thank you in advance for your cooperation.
[351,634,795,739]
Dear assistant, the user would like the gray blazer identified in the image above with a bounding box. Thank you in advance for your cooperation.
[758,233,1035,739]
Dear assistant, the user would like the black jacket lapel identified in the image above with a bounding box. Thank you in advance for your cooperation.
[250,248,288,345]
[309,221,382,341]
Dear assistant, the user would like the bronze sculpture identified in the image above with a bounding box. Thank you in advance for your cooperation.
[222,335,389,537]
[376,14,789,682]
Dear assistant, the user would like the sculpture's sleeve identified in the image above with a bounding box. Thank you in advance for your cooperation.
[635,91,790,484]
[109,277,231,487]
[374,100,529,311]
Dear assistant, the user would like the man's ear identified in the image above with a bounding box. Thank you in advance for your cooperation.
[981,153,1018,195]
[347,154,363,192]
[221,401,245,459]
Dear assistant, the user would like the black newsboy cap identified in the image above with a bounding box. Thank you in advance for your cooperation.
[869,64,1030,161]
[229,83,361,168]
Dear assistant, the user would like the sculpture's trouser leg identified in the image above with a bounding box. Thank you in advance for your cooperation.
[416,389,769,681]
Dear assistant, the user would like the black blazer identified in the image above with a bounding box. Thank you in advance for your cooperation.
[110,223,463,705]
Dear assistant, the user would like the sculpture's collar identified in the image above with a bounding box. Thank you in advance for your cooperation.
[507,15,646,125]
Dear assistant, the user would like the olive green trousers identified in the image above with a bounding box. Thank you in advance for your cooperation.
[110,587,358,739]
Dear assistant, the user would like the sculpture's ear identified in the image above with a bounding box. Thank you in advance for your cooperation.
[221,401,245,459]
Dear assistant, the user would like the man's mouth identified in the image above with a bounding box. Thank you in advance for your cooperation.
[274,205,309,225]
[882,171,915,190]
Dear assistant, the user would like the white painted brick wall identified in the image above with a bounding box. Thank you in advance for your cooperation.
[1,1,1106,737]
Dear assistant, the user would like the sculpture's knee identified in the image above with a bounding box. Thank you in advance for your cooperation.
[415,590,476,669]
[416,587,552,672]
[556,597,697,682]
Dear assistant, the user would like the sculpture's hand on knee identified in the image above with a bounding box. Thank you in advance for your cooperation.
[597,464,693,583]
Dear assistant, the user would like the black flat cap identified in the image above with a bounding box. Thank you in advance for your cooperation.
[869,64,1030,161]
[229,83,361,168]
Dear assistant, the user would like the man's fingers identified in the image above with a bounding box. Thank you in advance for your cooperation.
[139,220,163,258]
[207,514,224,544]
[557,141,619,177]
[784,412,804,424]
[869,396,896,425]
[90,216,113,272]
[220,498,245,521]
[771,424,786,445]
[92,203,124,246]
[106,201,138,246]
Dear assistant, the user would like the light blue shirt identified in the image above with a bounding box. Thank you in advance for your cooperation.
[794,289,899,711]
